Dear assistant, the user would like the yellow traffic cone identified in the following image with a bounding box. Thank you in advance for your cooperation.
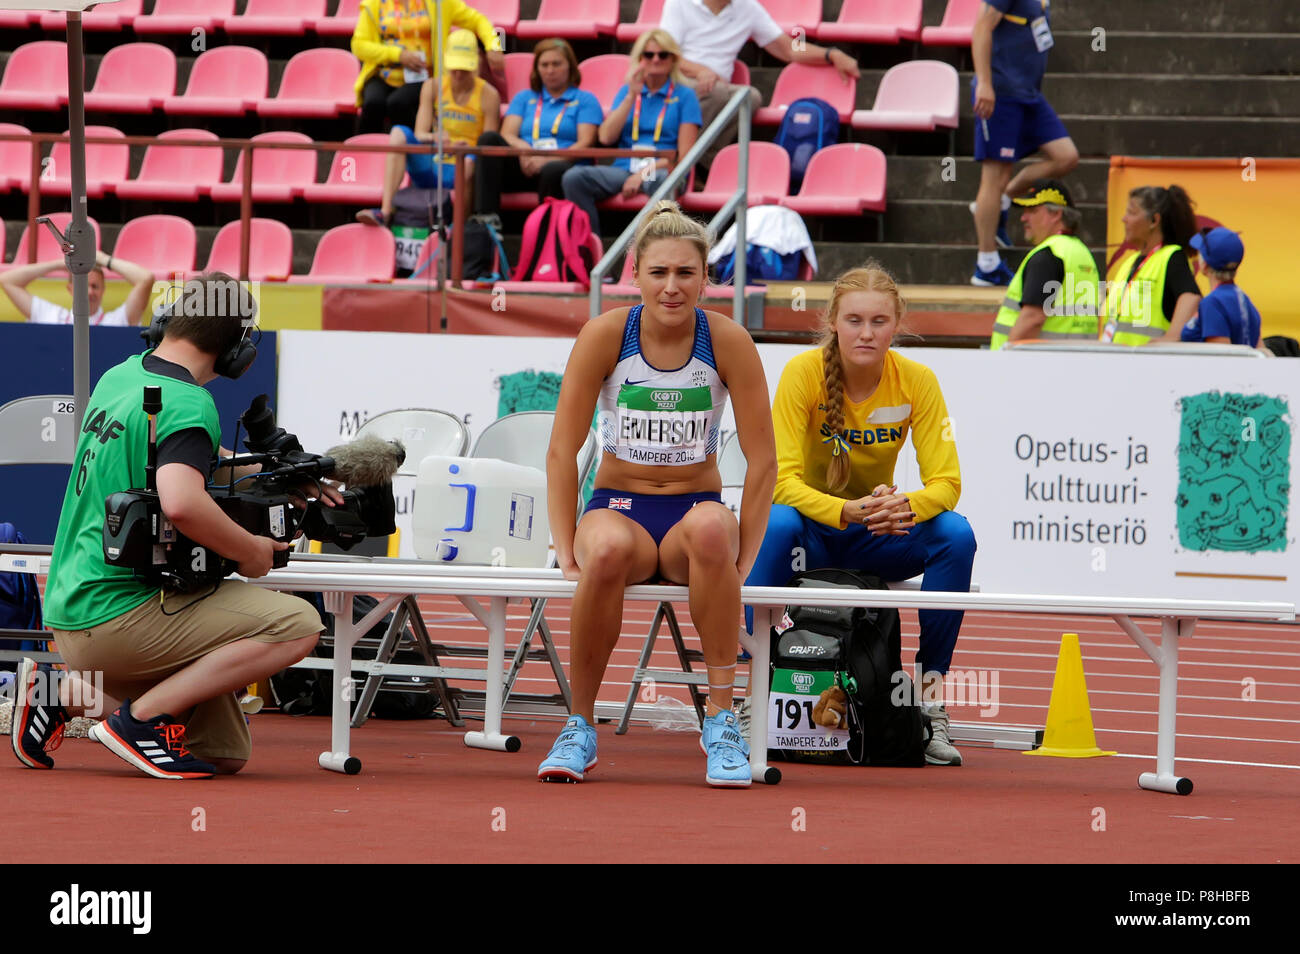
[1023,633,1116,758]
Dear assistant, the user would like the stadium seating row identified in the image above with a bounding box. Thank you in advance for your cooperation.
[0,41,956,134]
[0,0,981,46]
[0,211,396,284]
[1,123,886,218]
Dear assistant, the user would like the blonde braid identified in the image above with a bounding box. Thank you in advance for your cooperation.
[822,337,850,493]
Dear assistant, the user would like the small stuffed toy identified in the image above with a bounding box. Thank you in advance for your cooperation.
[812,685,848,730]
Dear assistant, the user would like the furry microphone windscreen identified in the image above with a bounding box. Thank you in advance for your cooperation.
[324,435,407,487]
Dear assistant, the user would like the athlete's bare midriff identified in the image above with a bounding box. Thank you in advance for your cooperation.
[591,452,722,496]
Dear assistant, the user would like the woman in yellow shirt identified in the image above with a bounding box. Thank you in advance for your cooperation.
[745,264,976,766]
[351,0,503,134]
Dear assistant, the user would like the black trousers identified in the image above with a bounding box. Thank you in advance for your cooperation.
[359,75,424,134]
[473,130,573,215]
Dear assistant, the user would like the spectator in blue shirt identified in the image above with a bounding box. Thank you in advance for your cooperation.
[561,29,702,236]
[473,38,603,226]
[1181,227,1263,347]
[970,0,1079,287]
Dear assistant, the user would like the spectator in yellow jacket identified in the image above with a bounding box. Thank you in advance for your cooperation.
[352,0,504,133]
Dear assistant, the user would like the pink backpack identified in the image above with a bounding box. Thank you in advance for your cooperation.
[511,197,595,287]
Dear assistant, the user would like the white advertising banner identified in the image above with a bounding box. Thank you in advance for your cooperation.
[278,332,1297,602]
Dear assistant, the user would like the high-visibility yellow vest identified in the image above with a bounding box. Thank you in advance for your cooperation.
[1102,245,1180,346]
[989,234,1099,351]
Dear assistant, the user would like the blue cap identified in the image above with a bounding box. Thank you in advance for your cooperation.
[1190,227,1245,270]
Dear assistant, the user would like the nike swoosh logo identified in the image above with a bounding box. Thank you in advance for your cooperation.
[623,378,652,386]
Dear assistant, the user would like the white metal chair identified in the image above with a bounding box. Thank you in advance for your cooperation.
[466,411,599,713]
[0,395,75,665]
[336,408,470,727]
[0,395,78,466]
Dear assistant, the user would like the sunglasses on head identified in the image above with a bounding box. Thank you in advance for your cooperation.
[641,50,673,60]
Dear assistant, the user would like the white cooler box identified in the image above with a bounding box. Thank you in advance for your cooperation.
[412,456,550,567]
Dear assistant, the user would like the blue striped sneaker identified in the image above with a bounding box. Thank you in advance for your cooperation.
[10,657,67,770]
[537,715,598,782]
[701,709,751,788]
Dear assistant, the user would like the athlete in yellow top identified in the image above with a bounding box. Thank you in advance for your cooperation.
[745,264,976,765]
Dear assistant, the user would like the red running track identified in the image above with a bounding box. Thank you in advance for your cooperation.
[4,601,1296,863]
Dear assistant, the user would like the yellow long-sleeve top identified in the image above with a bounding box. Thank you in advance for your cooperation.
[773,348,962,528]
[352,0,502,104]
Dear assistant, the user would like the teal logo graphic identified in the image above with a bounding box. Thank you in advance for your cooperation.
[1176,392,1290,552]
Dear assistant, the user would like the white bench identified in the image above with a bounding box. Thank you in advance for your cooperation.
[4,548,1293,794]
[248,556,1294,794]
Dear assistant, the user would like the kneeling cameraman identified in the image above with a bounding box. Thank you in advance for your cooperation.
[12,273,329,779]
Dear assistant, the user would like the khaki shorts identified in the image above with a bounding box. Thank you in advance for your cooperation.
[52,581,322,761]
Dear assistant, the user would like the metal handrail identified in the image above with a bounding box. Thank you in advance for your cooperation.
[588,86,753,322]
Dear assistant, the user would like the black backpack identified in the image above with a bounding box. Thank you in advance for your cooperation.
[270,593,444,720]
[769,569,930,766]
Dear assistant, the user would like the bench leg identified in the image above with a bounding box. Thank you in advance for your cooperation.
[1138,617,1194,796]
[462,595,522,753]
[616,600,668,735]
[741,607,781,785]
[319,592,361,775]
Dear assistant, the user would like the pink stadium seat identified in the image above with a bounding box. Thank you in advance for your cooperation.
[111,215,197,280]
[209,131,316,204]
[753,62,857,125]
[515,0,619,40]
[133,0,234,35]
[615,0,664,43]
[9,214,101,267]
[84,43,176,114]
[0,124,33,193]
[779,142,887,215]
[0,42,70,111]
[256,48,357,118]
[289,224,396,284]
[115,128,222,202]
[757,0,821,35]
[225,0,325,36]
[39,0,144,31]
[815,0,922,44]
[920,0,981,46]
[731,61,751,86]
[316,0,361,36]
[475,0,520,35]
[205,218,293,282]
[578,54,630,111]
[851,60,958,131]
[503,52,534,112]
[679,142,790,212]
[300,134,391,205]
[162,46,268,117]
[39,126,129,199]
[0,9,35,27]
[597,168,696,216]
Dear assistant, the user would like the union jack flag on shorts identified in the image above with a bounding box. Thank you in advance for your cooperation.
[609,497,632,510]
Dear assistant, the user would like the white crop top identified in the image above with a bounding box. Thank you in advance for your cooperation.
[597,305,729,466]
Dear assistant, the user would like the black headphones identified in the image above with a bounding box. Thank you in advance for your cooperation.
[142,291,258,380]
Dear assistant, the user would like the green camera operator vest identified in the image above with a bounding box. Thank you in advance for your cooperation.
[989,233,1099,351]
[1102,244,1180,346]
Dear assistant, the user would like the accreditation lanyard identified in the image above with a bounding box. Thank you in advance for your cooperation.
[532,94,571,143]
[631,82,673,144]
[1118,243,1163,312]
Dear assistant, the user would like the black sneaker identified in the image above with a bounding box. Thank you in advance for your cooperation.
[90,699,216,779]
[10,657,68,770]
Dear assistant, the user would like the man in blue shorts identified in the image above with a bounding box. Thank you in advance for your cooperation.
[970,0,1079,286]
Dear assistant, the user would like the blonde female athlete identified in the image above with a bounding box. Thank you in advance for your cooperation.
[540,200,776,787]
[745,264,976,765]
